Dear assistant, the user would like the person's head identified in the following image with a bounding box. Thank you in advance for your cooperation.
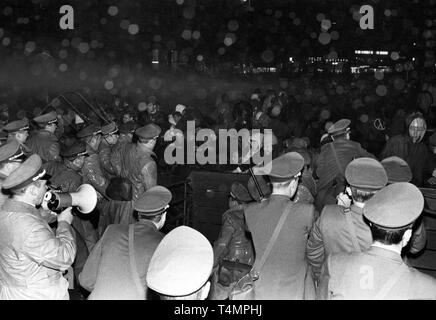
[175,104,186,116]
[76,123,102,150]
[363,182,424,248]
[381,156,412,184]
[173,112,182,123]
[2,154,50,206]
[135,123,161,150]
[101,122,119,146]
[3,119,30,144]
[122,112,134,124]
[62,141,88,171]
[118,122,135,141]
[146,226,213,300]
[229,182,253,208]
[406,113,426,144]
[328,119,351,141]
[134,186,172,230]
[0,140,26,177]
[33,111,58,134]
[257,152,305,198]
[344,158,388,204]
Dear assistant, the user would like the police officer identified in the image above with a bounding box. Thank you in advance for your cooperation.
[306,158,388,282]
[79,186,171,300]
[0,154,76,299]
[317,183,436,299]
[46,141,97,278]
[116,123,161,225]
[27,111,61,162]
[381,156,427,255]
[315,119,374,212]
[110,122,136,176]
[146,225,213,300]
[245,152,317,300]
[0,140,26,207]
[211,182,255,300]
[3,118,31,153]
[98,122,119,179]
[76,123,108,196]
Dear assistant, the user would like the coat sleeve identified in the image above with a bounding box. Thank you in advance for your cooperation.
[316,254,332,300]
[409,218,427,254]
[306,216,325,282]
[82,156,108,195]
[23,220,77,272]
[140,161,157,190]
[78,230,106,292]
[213,212,236,266]
[48,141,62,162]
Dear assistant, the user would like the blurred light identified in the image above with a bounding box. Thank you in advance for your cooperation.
[78,42,90,54]
[192,31,201,40]
[104,80,114,90]
[128,24,139,35]
[120,20,130,30]
[108,6,118,16]
[2,37,10,46]
[59,63,68,72]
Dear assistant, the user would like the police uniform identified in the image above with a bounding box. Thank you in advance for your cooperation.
[0,154,76,299]
[146,225,213,298]
[0,140,26,207]
[76,123,108,196]
[211,182,255,300]
[318,183,436,300]
[98,122,118,179]
[315,119,374,212]
[79,186,171,300]
[381,156,427,255]
[116,124,161,225]
[46,141,97,277]
[26,111,61,162]
[244,152,316,300]
[3,118,31,154]
[307,158,388,281]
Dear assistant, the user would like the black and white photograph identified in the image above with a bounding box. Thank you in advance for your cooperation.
[0,0,435,304]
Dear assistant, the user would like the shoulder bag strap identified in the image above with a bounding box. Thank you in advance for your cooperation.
[374,264,408,300]
[128,224,145,298]
[255,202,294,274]
[344,208,362,252]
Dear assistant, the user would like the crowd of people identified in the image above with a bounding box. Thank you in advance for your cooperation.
[0,71,436,300]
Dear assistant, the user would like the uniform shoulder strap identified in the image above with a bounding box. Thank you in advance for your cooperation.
[344,207,361,252]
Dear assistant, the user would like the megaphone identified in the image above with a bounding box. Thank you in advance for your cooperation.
[43,184,98,214]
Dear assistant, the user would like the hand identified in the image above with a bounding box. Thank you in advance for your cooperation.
[57,207,74,225]
[337,192,351,208]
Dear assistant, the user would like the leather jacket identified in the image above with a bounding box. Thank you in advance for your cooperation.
[98,140,118,179]
[213,205,254,266]
[119,143,157,202]
[0,199,76,299]
[81,144,109,197]
[27,130,61,162]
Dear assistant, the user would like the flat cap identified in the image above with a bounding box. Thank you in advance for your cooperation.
[363,182,424,228]
[2,154,50,190]
[146,226,213,297]
[3,119,29,133]
[381,156,412,184]
[345,157,388,190]
[76,123,102,139]
[328,119,351,136]
[101,122,118,136]
[61,141,88,159]
[135,123,161,140]
[254,152,304,182]
[134,186,172,216]
[118,122,136,134]
[0,140,25,163]
[33,111,58,125]
[230,182,252,203]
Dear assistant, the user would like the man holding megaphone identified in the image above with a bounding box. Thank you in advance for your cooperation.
[0,154,76,299]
